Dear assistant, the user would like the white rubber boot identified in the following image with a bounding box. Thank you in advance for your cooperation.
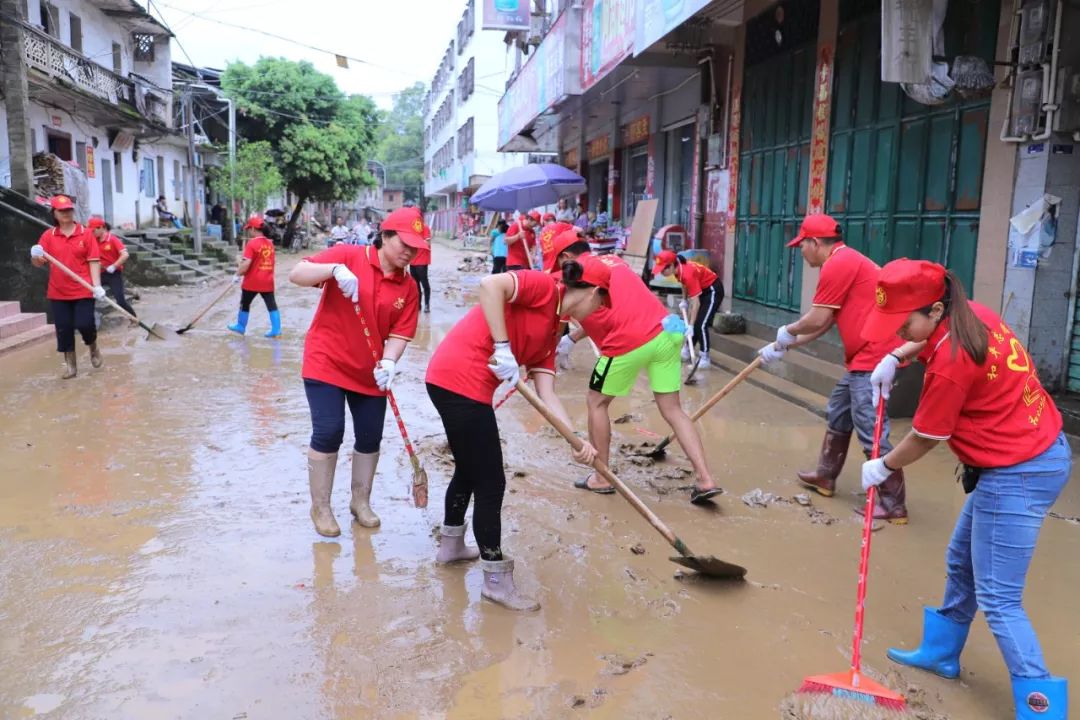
[436,524,480,564]
[308,451,340,537]
[350,451,381,528]
[480,558,540,611]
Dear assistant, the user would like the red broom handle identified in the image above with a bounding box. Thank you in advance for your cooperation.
[850,398,887,682]
[354,303,420,462]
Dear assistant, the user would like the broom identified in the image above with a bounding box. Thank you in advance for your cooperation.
[796,397,906,711]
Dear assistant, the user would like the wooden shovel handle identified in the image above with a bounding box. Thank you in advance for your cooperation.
[656,355,762,449]
[183,281,235,329]
[40,249,138,324]
[514,380,683,550]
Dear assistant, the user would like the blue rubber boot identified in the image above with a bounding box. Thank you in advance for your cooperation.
[886,606,970,679]
[1013,676,1068,719]
[227,310,249,335]
[265,310,281,338]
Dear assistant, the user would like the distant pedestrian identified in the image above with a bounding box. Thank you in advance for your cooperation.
[228,214,281,338]
[490,219,508,274]
[411,239,431,314]
[652,250,724,369]
[555,198,575,223]
[29,195,106,379]
[88,216,137,318]
[328,217,350,247]
[504,211,540,270]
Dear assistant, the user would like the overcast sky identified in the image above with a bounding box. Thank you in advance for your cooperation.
[150,0,469,108]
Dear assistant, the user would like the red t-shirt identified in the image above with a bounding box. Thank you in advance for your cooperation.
[912,302,1062,468]
[812,244,902,371]
[506,222,536,268]
[426,270,560,404]
[677,261,718,298]
[582,255,666,357]
[38,225,100,301]
[241,235,276,292]
[97,233,126,270]
[411,246,431,266]
[302,245,420,396]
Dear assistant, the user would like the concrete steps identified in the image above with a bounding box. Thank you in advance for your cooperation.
[0,301,53,357]
[709,329,845,400]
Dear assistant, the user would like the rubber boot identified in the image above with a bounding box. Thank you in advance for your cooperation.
[855,468,909,524]
[1012,676,1067,719]
[436,524,480,564]
[307,452,340,538]
[886,607,971,679]
[480,558,540,611]
[797,429,851,497]
[228,310,249,335]
[89,342,103,369]
[349,451,380,528]
[61,351,77,379]
[265,310,282,338]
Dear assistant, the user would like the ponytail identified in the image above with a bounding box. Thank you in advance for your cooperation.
[942,270,987,365]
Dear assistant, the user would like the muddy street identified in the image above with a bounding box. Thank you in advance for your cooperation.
[1,241,1078,720]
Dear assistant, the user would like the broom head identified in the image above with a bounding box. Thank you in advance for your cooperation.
[799,670,906,711]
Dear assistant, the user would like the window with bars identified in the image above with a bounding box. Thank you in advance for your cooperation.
[457,117,474,156]
[458,58,475,104]
[133,33,155,62]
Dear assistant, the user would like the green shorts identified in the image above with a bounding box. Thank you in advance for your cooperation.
[589,331,683,397]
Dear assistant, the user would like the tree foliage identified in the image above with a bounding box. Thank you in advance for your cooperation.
[206,141,283,218]
[375,82,426,206]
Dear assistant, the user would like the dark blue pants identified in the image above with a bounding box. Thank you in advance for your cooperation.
[303,378,386,454]
[102,271,136,317]
[51,298,96,352]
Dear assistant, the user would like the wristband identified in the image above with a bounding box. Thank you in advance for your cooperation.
[494,340,510,346]
[881,457,897,472]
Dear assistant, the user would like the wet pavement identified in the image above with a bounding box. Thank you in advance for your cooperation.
[1,241,1078,719]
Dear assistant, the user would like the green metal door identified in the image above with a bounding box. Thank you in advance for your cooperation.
[733,46,816,310]
[826,1,999,291]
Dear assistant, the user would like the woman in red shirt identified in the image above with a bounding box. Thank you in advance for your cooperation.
[861,259,1069,719]
[88,217,136,318]
[652,250,725,369]
[228,214,280,337]
[29,195,106,379]
[288,207,426,538]
[425,259,605,611]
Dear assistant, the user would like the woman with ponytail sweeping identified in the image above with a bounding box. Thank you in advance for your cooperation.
[861,259,1070,720]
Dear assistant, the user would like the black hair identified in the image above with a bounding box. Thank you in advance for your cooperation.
[817,225,843,244]
[375,230,395,250]
[560,240,591,258]
[560,260,609,296]
[497,220,509,232]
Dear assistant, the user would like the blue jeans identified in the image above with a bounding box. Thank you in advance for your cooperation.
[826,371,893,456]
[939,432,1071,678]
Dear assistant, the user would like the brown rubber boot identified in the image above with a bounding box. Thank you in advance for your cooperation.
[480,558,540,611]
[855,468,909,525]
[349,451,380,528]
[797,429,851,497]
[308,451,341,537]
[61,352,77,379]
[89,342,103,368]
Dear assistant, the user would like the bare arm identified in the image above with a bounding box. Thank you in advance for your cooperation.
[31,254,47,268]
[382,337,408,363]
[786,306,835,347]
[688,296,701,321]
[288,260,337,287]
[882,430,939,470]
[532,371,573,428]
[237,257,252,275]
[504,229,523,245]
[479,273,517,342]
[893,340,927,363]
[89,260,101,287]
[116,249,130,268]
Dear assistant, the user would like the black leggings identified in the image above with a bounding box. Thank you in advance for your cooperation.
[491,256,507,274]
[411,265,430,307]
[51,298,96,352]
[304,378,387,453]
[427,382,505,561]
[240,290,278,312]
[692,282,723,354]
[102,271,136,317]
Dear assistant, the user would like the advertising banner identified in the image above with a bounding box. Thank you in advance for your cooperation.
[497,12,569,148]
[581,0,635,91]
[634,0,711,55]
[483,0,529,31]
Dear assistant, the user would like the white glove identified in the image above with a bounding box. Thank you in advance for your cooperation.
[678,299,689,312]
[861,458,893,491]
[332,263,359,303]
[556,334,575,370]
[489,341,520,385]
[775,324,798,349]
[374,358,397,391]
[30,245,45,259]
[92,285,106,300]
[231,274,241,284]
[871,353,901,407]
[757,342,786,364]
[105,264,117,274]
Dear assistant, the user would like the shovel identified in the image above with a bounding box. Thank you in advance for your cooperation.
[176,280,236,334]
[41,250,170,340]
[514,379,746,579]
[646,356,762,459]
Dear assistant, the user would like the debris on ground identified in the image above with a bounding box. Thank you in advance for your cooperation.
[612,413,642,424]
[793,493,812,506]
[456,255,488,272]
[630,543,646,555]
[600,653,651,676]
[512,470,529,478]
[1049,511,1080,525]
[628,455,655,467]
[806,507,839,526]
[741,489,794,508]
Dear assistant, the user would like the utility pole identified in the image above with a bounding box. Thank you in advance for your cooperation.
[0,0,35,195]
[183,89,202,253]
[227,96,236,216]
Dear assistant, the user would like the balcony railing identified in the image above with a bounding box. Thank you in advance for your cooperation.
[20,21,136,108]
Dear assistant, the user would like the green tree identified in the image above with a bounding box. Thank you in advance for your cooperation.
[221,57,378,244]
[376,82,426,207]
[207,141,283,220]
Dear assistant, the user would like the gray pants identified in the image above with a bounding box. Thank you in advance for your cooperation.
[826,371,893,457]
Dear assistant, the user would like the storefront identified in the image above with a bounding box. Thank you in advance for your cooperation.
[621,116,650,222]
[663,120,696,229]
[586,134,611,214]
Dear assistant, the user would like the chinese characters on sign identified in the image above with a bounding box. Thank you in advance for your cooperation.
[564,148,579,169]
[807,45,833,215]
[587,135,610,161]
[86,147,96,179]
[621,116,650,145]
[725,84,742,243]
[482,0,529,31]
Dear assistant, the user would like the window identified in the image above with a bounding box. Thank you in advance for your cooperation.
[156,157,165,201]
[665,124,695,227]
[623,144,649,222]
[457,117,475,156]
[112,43,122,74]
[75,141,87,172]
[113,151,123,192]
[133,33,155,62]
[40,2,58,37]
[68,13,82,52]
[46,130,72,160]
[142,157,156,198]
[458,58,475,104]
[173,159,181,200]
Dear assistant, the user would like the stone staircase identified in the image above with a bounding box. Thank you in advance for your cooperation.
[0,301,52,357]
[122,229,234,284]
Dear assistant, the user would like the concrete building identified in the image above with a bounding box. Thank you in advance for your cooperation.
[0,0,200,229]
[422,0,528,235]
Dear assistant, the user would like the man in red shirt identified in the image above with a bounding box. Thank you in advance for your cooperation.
[228,214,281,337]
[757,214,908,522]
[505,210,541,270]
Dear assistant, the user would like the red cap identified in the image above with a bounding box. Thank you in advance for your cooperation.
[243,214,265,230]
[542,212,556,222]
[381,206,431,249]
[539,223,580,272]
[573,255,612,290]
[786,213,842,248]
[526,210,542,223]
[861,259,948,343]
[652,249,679,276]
[87,216,106,229]
[50,195,74,211]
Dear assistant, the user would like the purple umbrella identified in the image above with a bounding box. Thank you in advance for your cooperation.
[471,163,586,211]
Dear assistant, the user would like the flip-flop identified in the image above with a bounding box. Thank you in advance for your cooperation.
[574,476,616,495]
[690,487,723,505]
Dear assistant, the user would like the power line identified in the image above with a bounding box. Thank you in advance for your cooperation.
[145,0,201,77]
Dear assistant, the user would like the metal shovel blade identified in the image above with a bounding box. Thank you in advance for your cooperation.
[669,554,747,579]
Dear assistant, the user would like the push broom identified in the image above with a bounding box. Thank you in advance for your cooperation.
[796,397,905,711]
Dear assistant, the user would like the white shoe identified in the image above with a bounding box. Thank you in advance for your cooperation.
[680,345,691,362]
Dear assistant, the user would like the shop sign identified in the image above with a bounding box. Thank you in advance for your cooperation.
[564,148,579,169]
[497,12,569,148]
[587,134,610,161]
[633,0,711,55]
[86,146,95,178]
[482,0,529,31]
[581,0,635,91]
[807,45,834,214]
[621,115,650,145]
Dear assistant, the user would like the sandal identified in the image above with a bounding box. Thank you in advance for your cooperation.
[690,487,722,505]
[574,475,616,495]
